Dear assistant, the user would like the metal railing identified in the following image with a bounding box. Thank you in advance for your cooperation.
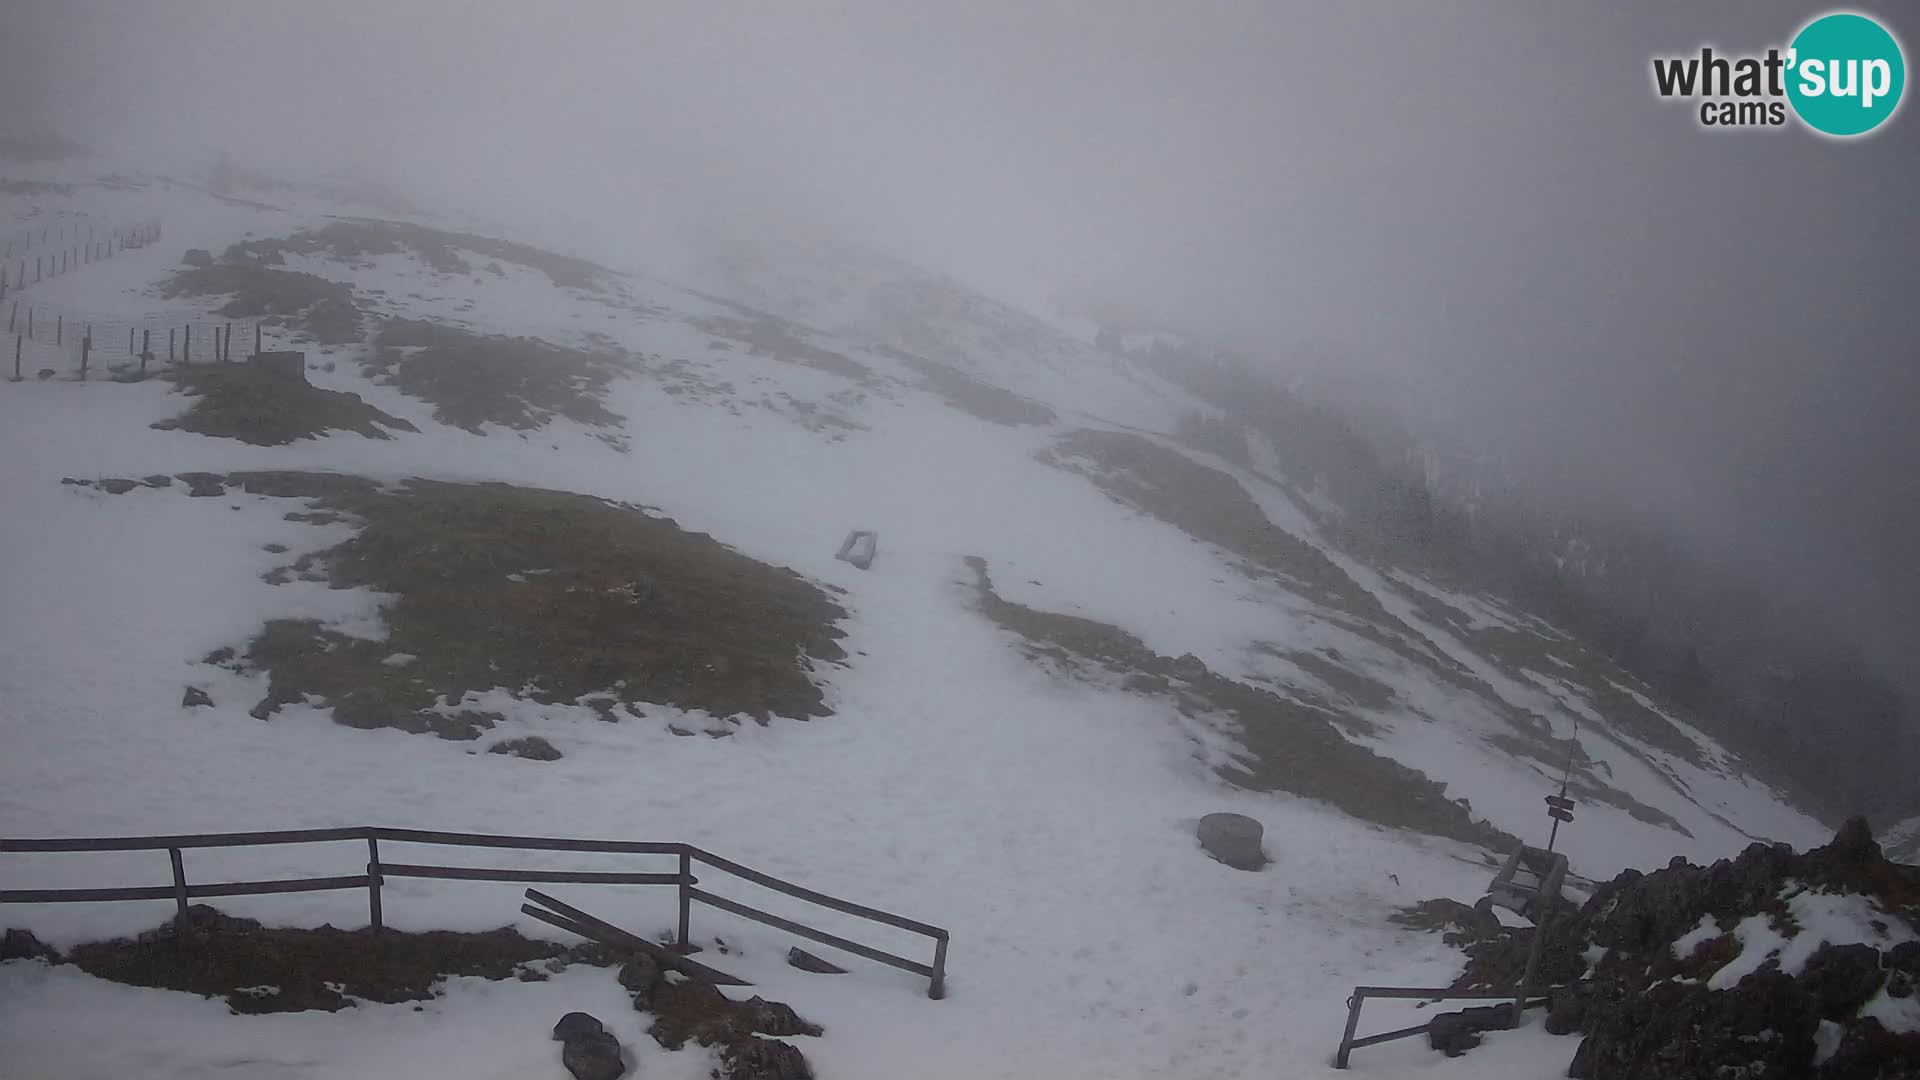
[0,825,950,998]
[1333,985,1556,1068]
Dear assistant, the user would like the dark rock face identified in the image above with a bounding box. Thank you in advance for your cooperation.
[1,928,58,962]
[182,249,214,268]
[1514,818,1920,1079]
[1427,1005,1511,1057]
[1800,943,1886,1020]
[1568,970,1818,1080]
[785,947,845,974]
[97,477,139,494]
[181,686,214,708]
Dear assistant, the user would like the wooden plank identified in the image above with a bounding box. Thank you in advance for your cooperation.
[381,862,685,886]
[685,847,948,940]
[371,828,682,856]
[187,875,369,898]
[0,827,371,852]
[0,885,177,903]
[688,887,933,978]
[1346,1020,1434,1051]
[1352,986,1551,1000]
[522,889,751,987]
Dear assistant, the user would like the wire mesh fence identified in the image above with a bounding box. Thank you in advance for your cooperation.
[6,303,262,382]
[0,222,163,307]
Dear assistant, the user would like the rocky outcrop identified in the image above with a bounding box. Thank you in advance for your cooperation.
[1402,818,1920,1077]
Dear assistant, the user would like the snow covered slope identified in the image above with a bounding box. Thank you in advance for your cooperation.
[0,157,1830,1079]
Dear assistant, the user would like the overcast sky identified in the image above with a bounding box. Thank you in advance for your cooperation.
[8,1,1917,682]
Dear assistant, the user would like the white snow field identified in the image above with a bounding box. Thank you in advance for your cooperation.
[0,159,1831,1079]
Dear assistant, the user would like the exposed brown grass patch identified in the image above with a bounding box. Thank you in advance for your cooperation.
[223,219,616,291]
[964,555,1513,849]
[66,906,602,1014]
[367,319,628,436]
[214,472,848,737]
[152,363,416,445]
[159,264,362,345]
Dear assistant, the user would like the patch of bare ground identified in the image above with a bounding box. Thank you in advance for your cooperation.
[159,261,363,345]
[1041,429,1383,615]
[151,363,416,445]
[690,305,881,387]
[875,345,1056,426]
[963,555,1513,849]
[367,319,629,439]
[1481,729,1692,836]
[204,472,847,738]
[221,219,617,292]
[59,906,605,1014]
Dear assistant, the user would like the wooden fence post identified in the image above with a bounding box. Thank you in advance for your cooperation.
[183,325,191,366]
[128,326,135,355]
[223,321,233,362]
[677,849,692,950]
[12,336,20,381]
[168,847,191,946]
[929,934,948,999]
[254,322,262,356]
[56,315,61,346]
[80,333,90,379]
[169,327,175,362]
[366,836,385,932]
[26,307,31,339]
[1334,991,1365,1069]
[6,300,12,332]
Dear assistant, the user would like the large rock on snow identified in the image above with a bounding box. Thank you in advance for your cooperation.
[554,1012,626,1080]
[1196,812,1267,871]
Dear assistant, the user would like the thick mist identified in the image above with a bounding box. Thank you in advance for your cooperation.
[8,2,1917,690]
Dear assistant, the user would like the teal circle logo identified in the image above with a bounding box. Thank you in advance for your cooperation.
[1787,12,1906,136]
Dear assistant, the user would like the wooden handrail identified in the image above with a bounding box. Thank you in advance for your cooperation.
[0,826,951,999]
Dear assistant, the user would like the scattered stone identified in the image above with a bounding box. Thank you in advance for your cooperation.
[181,248,214,268]
[61,477,91,486]
[1196,812,1268,871]
[667,725,696,737]
[263,543,289,554]
[36,368,54,380]
[181,686,214,709]
[785,948,845,975]
[96,477,138,494]
[141,474,173,488]
[487,736,562,761]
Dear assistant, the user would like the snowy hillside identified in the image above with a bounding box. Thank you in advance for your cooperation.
[0,156,1833,1079]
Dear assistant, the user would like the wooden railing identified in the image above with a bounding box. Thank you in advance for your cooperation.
[0,826,949,998]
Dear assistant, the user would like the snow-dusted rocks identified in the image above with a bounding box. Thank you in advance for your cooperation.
[1196,812,1268,871]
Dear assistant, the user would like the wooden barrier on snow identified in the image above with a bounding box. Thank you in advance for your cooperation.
[0,825,950,998]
